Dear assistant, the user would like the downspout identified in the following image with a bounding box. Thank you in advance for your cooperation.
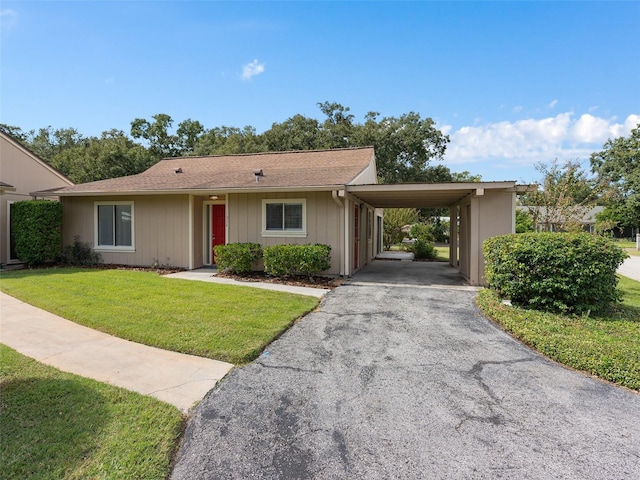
[332,190,345,276]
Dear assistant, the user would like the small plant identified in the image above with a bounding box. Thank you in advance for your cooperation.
[263,244,331,279]
[61,236,102,266]
[214,243,263,274]
[483,232,628,314]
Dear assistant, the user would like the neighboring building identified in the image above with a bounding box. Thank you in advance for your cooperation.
[38,146,524,285]
[0,132,74,266]
[518,205,605,233]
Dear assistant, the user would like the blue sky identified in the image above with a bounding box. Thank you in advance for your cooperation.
[1,1,638,183]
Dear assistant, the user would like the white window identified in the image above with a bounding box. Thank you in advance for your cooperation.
[94,201,134,251]
[262,199,307,237]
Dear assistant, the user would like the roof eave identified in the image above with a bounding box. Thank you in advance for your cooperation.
[44,184,350,197]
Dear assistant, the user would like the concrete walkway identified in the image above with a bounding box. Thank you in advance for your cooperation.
[619,255,640,281]
[164,269,330,298]
[0,292,233,413]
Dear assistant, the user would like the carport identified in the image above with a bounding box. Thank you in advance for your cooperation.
[347,182,530,285]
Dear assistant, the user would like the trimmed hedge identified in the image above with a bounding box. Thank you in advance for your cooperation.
[213,243,263,274]
[263,244,331,278]
[483,232,628,314]
[11,200,63,266]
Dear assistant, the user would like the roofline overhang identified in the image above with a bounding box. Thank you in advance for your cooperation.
[347,181,519,195]
[38,184,350,197]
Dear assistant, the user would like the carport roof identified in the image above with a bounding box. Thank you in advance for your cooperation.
[347,181,528,208]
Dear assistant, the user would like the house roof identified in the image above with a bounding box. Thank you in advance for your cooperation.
[40,147,376,196]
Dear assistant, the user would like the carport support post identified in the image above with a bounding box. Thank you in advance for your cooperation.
[469,196,480,285]
[449,205,458,268]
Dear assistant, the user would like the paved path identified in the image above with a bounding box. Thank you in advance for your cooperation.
[619,255,640,281]
[0,292,233,412]
[172,261,640,479]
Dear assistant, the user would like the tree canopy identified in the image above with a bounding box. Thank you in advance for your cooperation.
[590,124,640,230]
[1,102,452,185]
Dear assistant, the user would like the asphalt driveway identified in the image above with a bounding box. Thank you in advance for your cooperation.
[172,261,640,479]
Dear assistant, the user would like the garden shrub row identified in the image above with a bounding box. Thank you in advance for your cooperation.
[214,243,331,278]
[483,232,628,314]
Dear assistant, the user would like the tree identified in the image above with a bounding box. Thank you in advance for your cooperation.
[515,209,534,233]
[51,130,153,183]
[521,159,602,232]
[194,125,264,155]
[383,208,418,250]
[590,124,640,231]
[130,114,204,159]
[261,115,323,152]
[351,110,450,184]
[0,124,30,143]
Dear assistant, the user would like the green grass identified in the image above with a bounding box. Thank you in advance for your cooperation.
[477,275,640,390]
[0,344,183,479]
[0,268,319,364]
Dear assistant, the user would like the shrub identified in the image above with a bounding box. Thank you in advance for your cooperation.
[412,238,437,260]
[11,200,63,266]
[263,244,332,278]
[213,243,262,274]
[409,223,436,260]
[61,236,102,266]
[483,232,628,314]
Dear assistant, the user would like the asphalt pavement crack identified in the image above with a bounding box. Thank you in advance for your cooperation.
[457,358,536,431]
[256,361,323,374]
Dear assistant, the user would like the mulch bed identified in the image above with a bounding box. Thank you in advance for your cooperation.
[215,271,341,289]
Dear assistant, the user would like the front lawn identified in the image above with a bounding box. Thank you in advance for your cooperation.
[0,345,183,479]
[0,268,318,364]
[477,275,640,390]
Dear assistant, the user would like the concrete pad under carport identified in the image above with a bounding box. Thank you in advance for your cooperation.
[347,181,532,285]
[351,259,480,291]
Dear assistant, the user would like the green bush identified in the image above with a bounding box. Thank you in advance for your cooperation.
[61,235,102,266]
[483,232,628,314]
[412,238,437,260]
[213,243,262,274]
[11,200,63,266]
[409,223,433,241]
[409,223,436,259]
[263,244,331,278]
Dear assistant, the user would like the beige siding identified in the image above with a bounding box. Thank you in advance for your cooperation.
[477,190,515,284]
[0,134,73,265]
[62,195,191,268]
[227,191,343,274]
[457,190,515,285]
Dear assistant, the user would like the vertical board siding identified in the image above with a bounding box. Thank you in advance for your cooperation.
[228,191,342,274]
[62,195,190,268]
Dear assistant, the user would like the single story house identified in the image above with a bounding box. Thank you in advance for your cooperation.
[518,205,605,233]
[0,132,74,266]
[37,146,525,284]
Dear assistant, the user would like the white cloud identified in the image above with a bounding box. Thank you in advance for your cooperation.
[241,59,265,81]
[443,113,639,168]
[512,105,523,113]
[548,99,558,109]
[0,8,18,31]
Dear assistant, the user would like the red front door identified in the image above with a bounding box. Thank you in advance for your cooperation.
[212,204,225,264]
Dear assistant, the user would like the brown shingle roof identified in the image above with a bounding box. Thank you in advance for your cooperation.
[47,147,375,194]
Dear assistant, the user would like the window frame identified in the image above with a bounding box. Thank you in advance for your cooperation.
[94,201,135,251]
[261,198,307,238]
